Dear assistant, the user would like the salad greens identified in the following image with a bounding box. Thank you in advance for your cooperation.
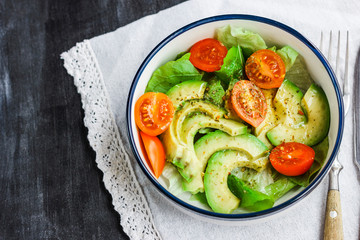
[276,45,299,71]
[215,45,245,83]
[216,25,267,58]
[228,173,275,212]
[145,53,203,93]
[285,56,314,93]
[228,167,275,211]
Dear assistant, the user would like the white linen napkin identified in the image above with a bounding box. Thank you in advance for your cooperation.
[62,0,360,239]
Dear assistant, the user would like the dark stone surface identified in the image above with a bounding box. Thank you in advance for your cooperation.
[0,0,186,239]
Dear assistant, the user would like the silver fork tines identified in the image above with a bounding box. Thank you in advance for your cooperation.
[320,31,350,189]
[321,31,350,115]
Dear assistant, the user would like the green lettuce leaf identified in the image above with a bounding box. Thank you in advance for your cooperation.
[215,45,245,83]
[228,167,275,211]
[216,25,267,58]
[228,174,274,211]
[265,175,297,200]
[227,166,300,211]
[161,163,184,196]
[276,46,299,71]
[284,55,314,93]
[190,192,210,207]
[145,53,203,93]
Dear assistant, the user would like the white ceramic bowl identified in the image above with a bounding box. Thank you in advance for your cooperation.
[126,15,344,223]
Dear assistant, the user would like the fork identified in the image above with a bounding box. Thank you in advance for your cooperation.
[321,31,350,240]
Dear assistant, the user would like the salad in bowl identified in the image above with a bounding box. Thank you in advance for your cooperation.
[127,15,343,220]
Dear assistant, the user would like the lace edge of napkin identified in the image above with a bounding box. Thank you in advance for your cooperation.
[60,40,162,240]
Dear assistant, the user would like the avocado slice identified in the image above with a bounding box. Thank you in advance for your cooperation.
[180,113,247,145]
[176,114,247,181]
[166,80,207,109]
[161,100,225,169]
[161,80,210,167]
[204,150,269,213]
[253,89,277,149]
[173,100,225,146]
[182,130,269,194]
[273,79,306,128]
[254,80,306,148]
[267,84,330,146]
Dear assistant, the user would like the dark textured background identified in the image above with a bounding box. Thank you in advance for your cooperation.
[0,0,186,239]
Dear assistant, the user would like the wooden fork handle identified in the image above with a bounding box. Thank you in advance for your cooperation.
[324,189,343,240]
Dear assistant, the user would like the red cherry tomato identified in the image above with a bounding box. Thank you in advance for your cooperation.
[189,38,228,72]
[140,131,166,179]
[269,142,315,176]
[231,80,267,127]
[245,49,286,89]
[135,92,174,136]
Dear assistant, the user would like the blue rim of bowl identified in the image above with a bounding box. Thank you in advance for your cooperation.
[126,14,344,220]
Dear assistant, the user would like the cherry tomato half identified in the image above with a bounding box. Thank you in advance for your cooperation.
[269,142,315,176]
[231,80,267,127]
[140,131,166,179]
[245,49,286,89]
[135,92,174,136]
[189,38,228,72]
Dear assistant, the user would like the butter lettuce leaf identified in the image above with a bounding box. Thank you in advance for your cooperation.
[161,163,184,196]
[190,192,210,207]
[145,53,203,93]
[216,25,267,57]
[285,55,314,93]
[277,45,299,71]
[265,175,297,200]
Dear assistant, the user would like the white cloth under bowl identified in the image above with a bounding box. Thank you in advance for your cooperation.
[61,0,360,239]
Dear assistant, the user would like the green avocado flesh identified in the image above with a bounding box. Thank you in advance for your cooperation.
[273,79,306,128]
[173,101,225,144]
[182,130,269,194]
[267,83,330,146]
[177,114,247,182]
[162,80,211,166]
[204,150,268,214]
[253,89,277,149]
[254,80,308,148]
[166,80,207,109]
[180,114,247,144]
[161,100,225,168]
